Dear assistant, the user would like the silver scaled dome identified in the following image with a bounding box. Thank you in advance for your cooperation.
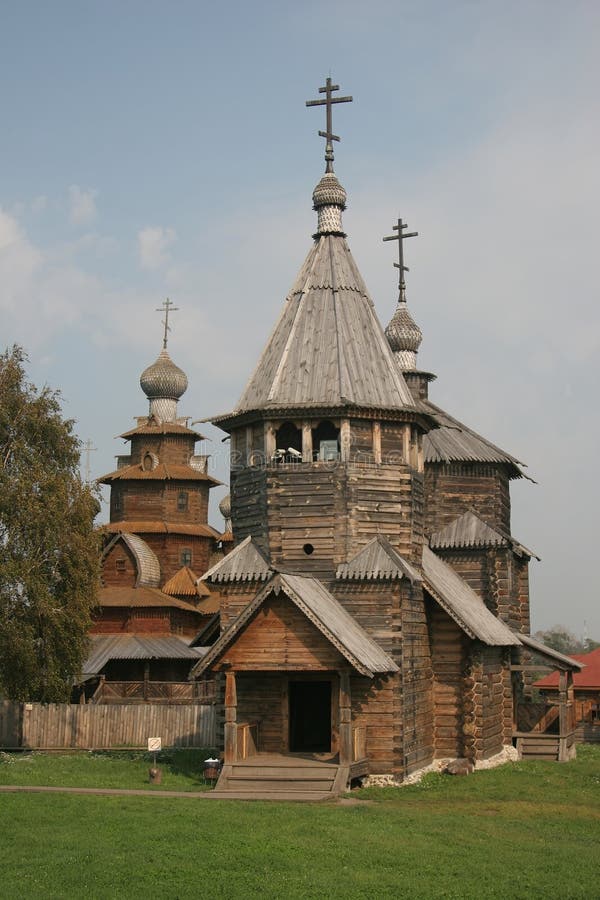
[218,493,231,520]
[312,172,347,236]
[140,349,188,422]
[385,300,423,371]
[140,349,188,400]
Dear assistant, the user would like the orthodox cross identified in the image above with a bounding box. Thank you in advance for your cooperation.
[155,298,179,350]
[383,218,418,300]
[82,439,97,484]
[306,77,352,172]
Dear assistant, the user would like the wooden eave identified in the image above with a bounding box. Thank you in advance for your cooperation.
[97,463,221,486]
[516,633,585,671]
[101,521,221,539]
[191,573,398,679]
[118,422,204,440]
[209,403,435,434]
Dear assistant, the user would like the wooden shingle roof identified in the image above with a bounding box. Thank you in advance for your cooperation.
[98,463,221,485]
[162,566,211,598]
[191,572,398,678]
[423,400,527,478]
[422,546,520,646]
[102,521,221,539]
[429,511,539,560]
[200,536,273,584]
[336,536,421,582]
[96,585,203,613]
[83,635,207,677]
[102,533,161,587]
[216,234,416,422]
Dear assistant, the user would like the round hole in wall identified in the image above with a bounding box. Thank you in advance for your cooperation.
[303,543,314,555]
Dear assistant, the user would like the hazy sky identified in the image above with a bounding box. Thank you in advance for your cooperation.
[1,1,598,636]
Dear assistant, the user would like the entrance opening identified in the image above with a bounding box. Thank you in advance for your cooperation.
[289,680,331,753]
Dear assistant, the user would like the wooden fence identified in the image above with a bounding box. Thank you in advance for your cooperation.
[0,700,217,750]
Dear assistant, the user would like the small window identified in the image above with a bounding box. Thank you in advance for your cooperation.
[116,558,126,572]
[177,491,189,511]
[181,549,192,566]
[303,543,314,556]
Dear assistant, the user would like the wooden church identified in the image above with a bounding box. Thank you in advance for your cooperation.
[189,79,581,793]
[82,318,222,702]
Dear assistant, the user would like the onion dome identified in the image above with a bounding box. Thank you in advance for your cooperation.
[312,172,347,236]
[140,349,188,422]
[219,493,232,532]
[385,299,423,371]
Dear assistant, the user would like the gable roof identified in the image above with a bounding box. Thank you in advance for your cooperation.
[102,532,161,587]
[429,511,539,560]
[336,536,421,582]
[162,566,211,598]
[192,572,398,679]
[215,234,416,422]
[200,536,273,584]
[423,400,528,479]
[83,635,207,678]
[422,546,520,646]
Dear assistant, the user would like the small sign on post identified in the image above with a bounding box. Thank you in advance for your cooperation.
[148,737,162,785]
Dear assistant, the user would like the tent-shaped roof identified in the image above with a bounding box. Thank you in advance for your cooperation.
[162,565,211,598]
[215,233,417,423]
[422,546,520,646]
[336,536,421,582]
[192,572,398,679]
[200,536,273,584]
[430,511,539,560]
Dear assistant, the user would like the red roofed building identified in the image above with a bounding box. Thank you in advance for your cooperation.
[535,648,600,742]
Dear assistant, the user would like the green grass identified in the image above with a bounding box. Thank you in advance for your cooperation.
[0,748,215,791]
[0,746,598,899]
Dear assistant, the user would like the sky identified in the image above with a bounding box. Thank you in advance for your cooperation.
[1,0,599,636]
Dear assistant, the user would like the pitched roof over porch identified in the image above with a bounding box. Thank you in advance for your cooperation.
[191,572,398,679]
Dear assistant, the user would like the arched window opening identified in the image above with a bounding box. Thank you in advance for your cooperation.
[180,548,192,566]
[274,421,302,462]
[312,420,340,461]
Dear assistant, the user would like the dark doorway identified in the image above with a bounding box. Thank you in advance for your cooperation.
[289,680,331,752]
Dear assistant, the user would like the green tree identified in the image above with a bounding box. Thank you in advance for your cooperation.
[534,625,583,656]
[0,346,100,701]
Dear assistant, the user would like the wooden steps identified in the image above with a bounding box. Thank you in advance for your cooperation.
[515,734,560,760]
[210,754,348,802]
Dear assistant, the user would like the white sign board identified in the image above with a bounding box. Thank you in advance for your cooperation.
[148,737,162,753]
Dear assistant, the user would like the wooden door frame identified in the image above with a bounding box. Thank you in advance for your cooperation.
[281,672,339,754]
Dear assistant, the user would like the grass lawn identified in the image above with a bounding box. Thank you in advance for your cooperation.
[0,746,598,899]
[0,748,214,792]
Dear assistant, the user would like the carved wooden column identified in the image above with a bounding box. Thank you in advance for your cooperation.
[339,671,352,764]
[372,421,382,464]
[224,670,238,764]
[558,669,572,762]
[302,422,313,463]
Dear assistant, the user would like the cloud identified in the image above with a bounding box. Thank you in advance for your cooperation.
[137,226,177,270]
[68,185,98,225]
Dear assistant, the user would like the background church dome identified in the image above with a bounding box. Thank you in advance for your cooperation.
[140,349,188,401]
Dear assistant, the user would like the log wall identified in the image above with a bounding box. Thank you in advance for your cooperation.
[401,584,434,774]
[428,599,467,759]
[424,463,512,536]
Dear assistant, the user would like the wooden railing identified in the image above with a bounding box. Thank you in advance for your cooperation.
[236,721,260,760]
[93,680,217,704]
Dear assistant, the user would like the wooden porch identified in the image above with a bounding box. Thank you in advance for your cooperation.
[87,677,217,705]
[513,669,577,761]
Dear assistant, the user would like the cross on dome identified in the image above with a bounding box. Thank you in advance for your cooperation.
[306,77,352,173]
[155,298,180,350]
[383,218,418,301]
